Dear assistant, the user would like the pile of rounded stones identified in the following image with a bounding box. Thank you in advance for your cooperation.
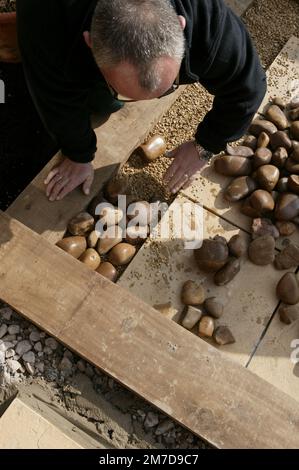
[179,233,250,346]
[213,96,299,325]
[56,178,157,283]
[180,280,235,347]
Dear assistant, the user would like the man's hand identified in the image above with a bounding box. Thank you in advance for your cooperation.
[163,140,208,194]
[44,156,94,201]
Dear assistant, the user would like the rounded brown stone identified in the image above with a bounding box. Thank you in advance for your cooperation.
[288,175,299,194]
[252,218,279,240]
[108,243,136,266]
[249,190,275,214]
[204,297,224,319]
[265,104,289,130]
[96,262,118,282]
[285,158,299,174]
[214,156,252,177]
[79,249,101,270]
[256,165,280,192]
[253,148,272,168]
[56,236,87,259]
[289,107,299,121]
[228,234,248,258]
[68,212,94,236]
[279,304,299,324]
[226,144,254,157]
[257,131,270,148]
[275,193,299,221]
[276,177,289,193]
[214,258,240,286]
[243,135,257,150]
[271,147,289,168]
[198,316,215,338]
[250,119,278,136]
[194,238,229,273]
[105,178,128,205]
[270,131,292,151]
[224,176,257,202]
[290,121,299,140]
[248,235,275,266]
[213,326,236,346]
[138,135,167,162]
[272,97,286,110]
[276,221,296,237]
[276,272,299,305]
[181,280,206,306]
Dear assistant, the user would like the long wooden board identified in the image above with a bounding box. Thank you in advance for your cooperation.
[1,211,299,448]
[7,90,184,245]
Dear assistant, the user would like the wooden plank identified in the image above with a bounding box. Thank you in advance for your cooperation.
[1,212,299,448]
[248,302,299,402]
[118,196,291,367]
[181,37,299,249]
[0,398,84,449]
[7,90,184,245]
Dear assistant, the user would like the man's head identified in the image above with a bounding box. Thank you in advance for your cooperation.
[84,0,186,100]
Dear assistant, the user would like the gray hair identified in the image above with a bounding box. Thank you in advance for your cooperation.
[90,0,185,91]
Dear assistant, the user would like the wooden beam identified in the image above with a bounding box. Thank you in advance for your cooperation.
[7,90,184,245]
[1,211,299,449]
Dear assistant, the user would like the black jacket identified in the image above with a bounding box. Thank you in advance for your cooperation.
[16,0,266,162]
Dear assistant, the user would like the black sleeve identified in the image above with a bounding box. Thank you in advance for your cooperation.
[195,11,267,154]
[16,0,97,163]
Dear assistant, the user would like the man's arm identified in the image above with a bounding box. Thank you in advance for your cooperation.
[16,0,96,199]
[195,9,267,153]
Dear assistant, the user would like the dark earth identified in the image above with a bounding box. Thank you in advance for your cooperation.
[0,63,57,210]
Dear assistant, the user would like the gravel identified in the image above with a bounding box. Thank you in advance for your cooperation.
[243,0,299,69]
[0,301,207,449]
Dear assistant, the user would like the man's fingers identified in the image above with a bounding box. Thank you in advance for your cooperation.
[44,168,60,185]
[170,173,189,194]
[56,182,76,201]
[163,159,181,183]
[46,173,65,198]
[167,167,186,193]
[82,173,94,196]
[182,175,196,190]
[48,178,70,201]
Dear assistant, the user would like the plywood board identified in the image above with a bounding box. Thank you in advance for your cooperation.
[181,37,299,249]
[7,90,184,245]
[1,211,299,448]
[118,196,291,367]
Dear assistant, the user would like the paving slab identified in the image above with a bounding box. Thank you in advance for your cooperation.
[248,300,299,402]
[118,196,291,367]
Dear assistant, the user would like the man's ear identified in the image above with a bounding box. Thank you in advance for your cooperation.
[178,15,186,30]
[83,31,92,48]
